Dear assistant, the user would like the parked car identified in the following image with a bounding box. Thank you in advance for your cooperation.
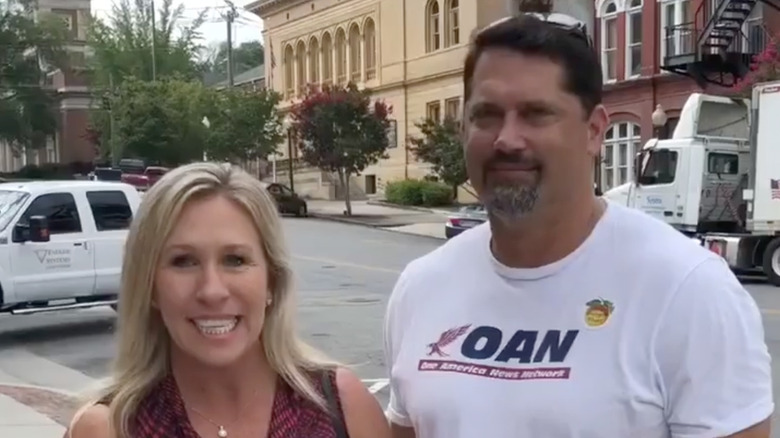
[264,182,308,217]
[445,204,488,239]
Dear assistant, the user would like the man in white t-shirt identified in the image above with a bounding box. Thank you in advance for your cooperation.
[384,13,773,438]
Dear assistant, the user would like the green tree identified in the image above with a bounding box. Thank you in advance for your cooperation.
[203,87,283,165]
[409,117,474,199]
[0,0,68,152]
[108,76,207,166]
[87,0,207,156]
[199,40,264,79]
[290,84,393,216]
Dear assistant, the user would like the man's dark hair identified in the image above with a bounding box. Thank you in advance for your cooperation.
[463,14,603,115]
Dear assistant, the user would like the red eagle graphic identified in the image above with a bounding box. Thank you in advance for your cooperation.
[426,324,472,357]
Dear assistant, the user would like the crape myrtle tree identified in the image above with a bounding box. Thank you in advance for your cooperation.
[289,83,393,216]
[732,35,780,97]
[408,116,476,199]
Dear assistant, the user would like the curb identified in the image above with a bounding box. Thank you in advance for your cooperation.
[308,213,447,241]
[366,200,437,213]
[0,382,81,399]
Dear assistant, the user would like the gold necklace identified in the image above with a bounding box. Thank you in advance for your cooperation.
[187,388,260,438]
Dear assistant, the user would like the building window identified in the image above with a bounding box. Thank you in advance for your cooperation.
[444,97,460,120]
[295,41,306,96]
[426,0,441,52]
[426,101,442,122]
[349,23,362,82]
[308,37,319,86]
[602,122,641,190]
[660,0,691,60]
[321,32,333,85]
[364,18,377,80]
[625,0,643,78]
[283,44,294,98]
[335,28,347,85]
[600,1,618,82]
[446,0,460,47]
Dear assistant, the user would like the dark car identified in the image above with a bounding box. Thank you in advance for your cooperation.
[264,182,308,217]
[445,204,488,239]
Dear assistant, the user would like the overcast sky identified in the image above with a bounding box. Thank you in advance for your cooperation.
[90,0,265,49]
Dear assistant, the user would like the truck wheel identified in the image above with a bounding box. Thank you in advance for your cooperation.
[761,237,780,286]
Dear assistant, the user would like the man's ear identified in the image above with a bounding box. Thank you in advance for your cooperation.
[587,104,610,156]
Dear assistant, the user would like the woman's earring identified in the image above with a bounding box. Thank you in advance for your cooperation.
[266,297,272,306]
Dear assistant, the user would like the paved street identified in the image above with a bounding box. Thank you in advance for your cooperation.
[1,217,780,434]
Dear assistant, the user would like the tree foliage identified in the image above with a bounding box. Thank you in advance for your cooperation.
[87,0,206,86]
[108,77,207,166]
[408,117,471,196]
[0,0,68,151]
[202,87,283,163]
[733,36,780,96]
[289,83,392,215]
[199,40,264,79]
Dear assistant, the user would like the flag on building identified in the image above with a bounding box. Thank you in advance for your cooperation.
[771,179,780,200]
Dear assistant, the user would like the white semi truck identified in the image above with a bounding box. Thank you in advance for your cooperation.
[605,81,780,285]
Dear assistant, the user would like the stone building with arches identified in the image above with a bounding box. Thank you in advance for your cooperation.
[247,0,595,201]
[594,0,780,192]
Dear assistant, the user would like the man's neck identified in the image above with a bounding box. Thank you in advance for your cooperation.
[490,196,605,269]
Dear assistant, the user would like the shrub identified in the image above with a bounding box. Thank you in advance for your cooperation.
[385,179,453,206]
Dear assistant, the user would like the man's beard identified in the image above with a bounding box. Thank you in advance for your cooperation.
[482,183,540,223]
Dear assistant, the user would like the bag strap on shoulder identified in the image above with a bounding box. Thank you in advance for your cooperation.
[321,369,349,438]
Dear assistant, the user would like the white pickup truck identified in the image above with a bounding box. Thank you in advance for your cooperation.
[0,180,141,315]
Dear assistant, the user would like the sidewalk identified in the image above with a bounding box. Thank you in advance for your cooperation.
[0,384,76,438]
[307,200,448,237]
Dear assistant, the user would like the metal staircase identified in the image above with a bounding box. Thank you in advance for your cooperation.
[661,0,776,88]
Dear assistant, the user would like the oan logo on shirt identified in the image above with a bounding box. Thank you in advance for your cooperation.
[418,324,579,381]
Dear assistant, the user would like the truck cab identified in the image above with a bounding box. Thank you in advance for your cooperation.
[0,180,141,314]
[605,93,750,236]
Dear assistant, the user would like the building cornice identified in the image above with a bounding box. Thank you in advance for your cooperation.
[245,0,302,18]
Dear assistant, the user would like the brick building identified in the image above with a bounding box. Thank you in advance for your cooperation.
[594,0,778,192]
[0,0,95,173]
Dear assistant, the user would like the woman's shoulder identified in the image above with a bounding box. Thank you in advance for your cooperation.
[66,403,111,438]
[332,367,391,438]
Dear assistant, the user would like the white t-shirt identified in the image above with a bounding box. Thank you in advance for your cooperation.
[384,202,773,438]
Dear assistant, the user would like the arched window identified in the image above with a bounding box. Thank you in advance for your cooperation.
[626,0,643,78]
[321,32,333,85]
[426,0,441,52]
[295,41,306,96]
[283,44,294,98]
[600,1,618,82]
[601,122,641,190]
[349,23,362,82]
[308,37,320,85]
[364,18,376,80]
[446,0,459,47]
[335,28,347,85]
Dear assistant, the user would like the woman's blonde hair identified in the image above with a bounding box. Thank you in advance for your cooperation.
[94,162,337,437]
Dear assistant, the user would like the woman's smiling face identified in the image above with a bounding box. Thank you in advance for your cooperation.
[154,193,271,368]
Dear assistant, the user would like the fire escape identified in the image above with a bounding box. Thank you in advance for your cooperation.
[661,0,778,88]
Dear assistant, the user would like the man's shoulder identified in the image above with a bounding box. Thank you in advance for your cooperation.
[402,222,489,280]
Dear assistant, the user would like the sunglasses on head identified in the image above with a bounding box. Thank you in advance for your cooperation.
[479,12,593,48]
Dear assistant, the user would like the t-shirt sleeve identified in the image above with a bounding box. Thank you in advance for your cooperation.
[384,268,413,427]
[653,257,773,438]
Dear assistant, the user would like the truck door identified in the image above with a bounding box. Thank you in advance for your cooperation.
[633,148,681,224]
[10,192,96,301]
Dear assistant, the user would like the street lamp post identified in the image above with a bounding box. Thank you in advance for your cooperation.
[283,115,295,192]
[651,104,668,139]
[201,116,211,161]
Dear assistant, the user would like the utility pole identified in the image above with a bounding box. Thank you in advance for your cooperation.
[151,0,157,81]
[224,1,237,87]
[107,72,118,167]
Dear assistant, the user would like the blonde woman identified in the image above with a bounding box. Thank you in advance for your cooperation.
[67,162,390,438]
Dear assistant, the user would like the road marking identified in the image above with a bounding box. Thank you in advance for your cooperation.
[363,378,389,394]
[293,255,401,275]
